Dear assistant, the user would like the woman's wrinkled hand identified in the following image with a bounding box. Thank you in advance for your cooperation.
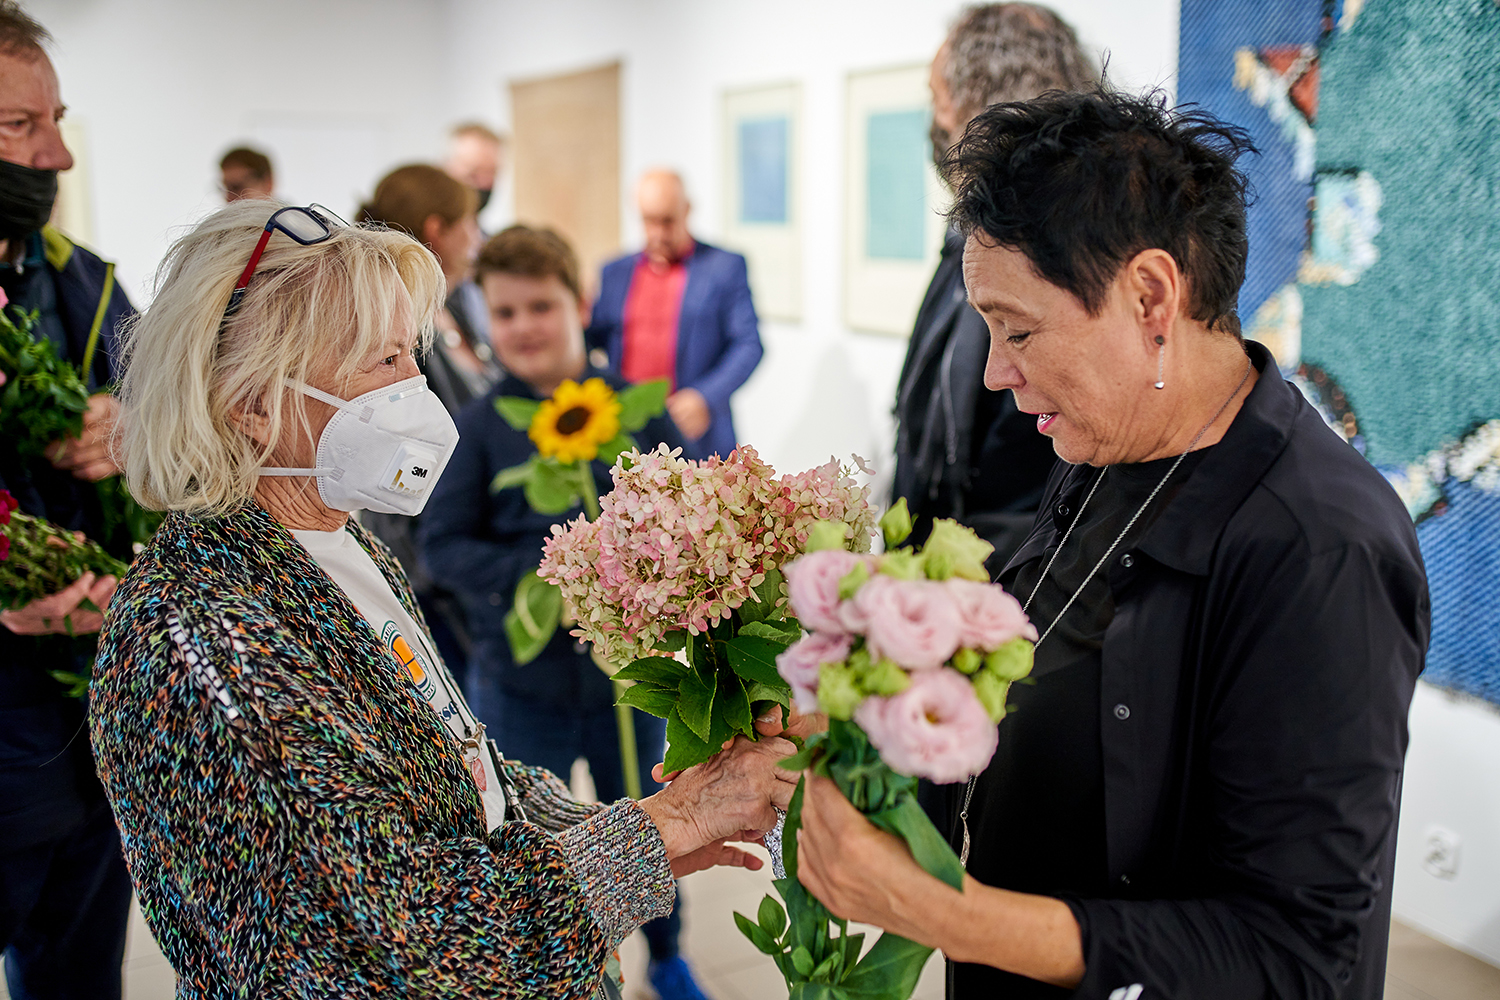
[639,734,798,864]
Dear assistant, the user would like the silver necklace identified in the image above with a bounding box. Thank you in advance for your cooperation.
[957,358,1253,867]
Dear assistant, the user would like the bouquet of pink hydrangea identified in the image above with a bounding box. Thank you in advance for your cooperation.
[537,444,876,771]
[734,510,1036,999]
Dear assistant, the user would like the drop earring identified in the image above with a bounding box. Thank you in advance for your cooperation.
[1154,335,1166,389]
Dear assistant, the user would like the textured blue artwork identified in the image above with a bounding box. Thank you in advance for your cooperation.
[1181,0,1500,707]
[737,116,789,224]
[1178,0,1328,322]
[865,108,929,260]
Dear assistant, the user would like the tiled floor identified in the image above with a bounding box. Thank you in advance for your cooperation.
[2,847,1495,999]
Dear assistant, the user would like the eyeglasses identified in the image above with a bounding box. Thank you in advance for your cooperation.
[221,203,348,324]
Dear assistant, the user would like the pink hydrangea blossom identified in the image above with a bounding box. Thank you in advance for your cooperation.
[777,631,853,714]
[538,445,876,662]
[854,668,998,783]
[852,575,963,671]
[784,549,863,633]
[945,577,1038,651]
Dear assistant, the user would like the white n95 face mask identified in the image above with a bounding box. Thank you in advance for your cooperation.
[260,375,459,516]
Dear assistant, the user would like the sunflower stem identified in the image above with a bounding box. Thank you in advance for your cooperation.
[579,461,601,521]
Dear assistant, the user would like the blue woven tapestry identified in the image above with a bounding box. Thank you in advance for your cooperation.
[1180,0,1500,707]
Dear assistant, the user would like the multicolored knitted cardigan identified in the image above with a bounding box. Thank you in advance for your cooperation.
[89,503,674,999]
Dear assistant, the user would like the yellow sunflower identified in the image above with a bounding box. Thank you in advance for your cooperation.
[529,377,622,463]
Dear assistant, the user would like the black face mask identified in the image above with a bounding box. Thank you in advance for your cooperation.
[474,186,493,213]
[0,159,57,242]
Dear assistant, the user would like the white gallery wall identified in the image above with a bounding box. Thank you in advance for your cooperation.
[17,0,1500,969]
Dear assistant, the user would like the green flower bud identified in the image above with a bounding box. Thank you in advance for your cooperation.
[877,550,924,580]
[880,497,914,549]
[972,672,1011,723]
[951,647,983,675]
[984,637,1035,681]
[817,662,864,720]
[805,519,850,553]
[920,519,994,581]
[837,560,871,600]
[863,657,912,696]
[845,644,873,674]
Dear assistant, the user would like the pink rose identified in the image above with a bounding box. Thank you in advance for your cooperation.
[945,578,1038,651]
[852,575,962,670]
[777,631,852,713]
[854,669,998,783]
[784,549,863,633]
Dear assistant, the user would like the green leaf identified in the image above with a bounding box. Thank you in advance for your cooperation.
[612,655,689,687]
[615,683,677,718]
[663,707,717,772]
[758,894,788,939]
[738,620,801,643]
[494,395,540,430]
[722,635,793,689]
[812,953,840,982]
[596,430,637,466]
[746,680,792,712]
[524,459,582,514]
[735,910,782,956]
[490,457,537,494]
[841,932,933,996]
[780,778,807,878]
[869,797,965,890]
[655,630,688,652]
[503,570,561,665]
[716,670,754,736]
[677,671,715,742]
[616,378,670,431]
[841,932,866,970]
[791,947,815,977]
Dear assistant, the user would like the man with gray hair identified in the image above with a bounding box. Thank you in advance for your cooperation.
[893,4,1096,569]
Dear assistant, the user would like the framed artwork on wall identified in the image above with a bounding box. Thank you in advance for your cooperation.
[722,81,801,322]
[843,63,946,337]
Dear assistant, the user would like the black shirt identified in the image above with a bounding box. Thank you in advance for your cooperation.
[934,450,1212,998]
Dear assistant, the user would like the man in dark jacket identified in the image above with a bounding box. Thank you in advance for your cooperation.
[0,4,135,997]
[421,225,714,1000]
[586,169,763,462]
[893,4,1096,569]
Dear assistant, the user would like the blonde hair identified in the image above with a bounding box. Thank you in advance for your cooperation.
[117,199,445,515]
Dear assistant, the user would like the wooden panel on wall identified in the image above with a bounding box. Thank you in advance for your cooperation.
[510,61,621,297]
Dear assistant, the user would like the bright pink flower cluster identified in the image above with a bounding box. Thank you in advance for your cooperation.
[538,445,875,661]
[777,545,1037,783]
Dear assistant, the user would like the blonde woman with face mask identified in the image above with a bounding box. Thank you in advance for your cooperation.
[90,200,796,1000]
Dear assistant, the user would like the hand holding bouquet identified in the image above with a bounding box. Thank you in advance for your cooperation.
[734,509,1035,999]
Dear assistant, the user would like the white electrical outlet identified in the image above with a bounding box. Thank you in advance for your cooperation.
[1422,826,1461,879]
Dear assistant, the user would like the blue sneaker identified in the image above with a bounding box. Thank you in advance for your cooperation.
[648,955,712,1000]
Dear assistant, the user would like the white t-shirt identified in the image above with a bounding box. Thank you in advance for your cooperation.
[291,526,507,832]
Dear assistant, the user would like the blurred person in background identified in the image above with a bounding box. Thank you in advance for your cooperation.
[445,121,505,216]
[586,169,762,461]
[893,3,1097,571]
[219,145,275,202]
[94,200,796,999]
[0,2,135,997]
[357,162,499,688]
[422,226,715,1000]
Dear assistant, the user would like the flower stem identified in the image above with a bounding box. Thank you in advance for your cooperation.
[579,461,601,521]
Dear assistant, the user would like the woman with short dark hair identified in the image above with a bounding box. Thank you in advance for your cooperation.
[795,89,1427,1000]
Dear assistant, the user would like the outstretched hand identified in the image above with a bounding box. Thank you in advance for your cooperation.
[639,734,798,866]
[45,393,121,482]
[0,569,117,636]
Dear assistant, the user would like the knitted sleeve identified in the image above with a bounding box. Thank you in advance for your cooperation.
[91,591,670,998]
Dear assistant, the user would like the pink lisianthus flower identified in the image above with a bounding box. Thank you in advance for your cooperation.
[784,549,863,633]
[852,575,962,671]
[945,577,1038,651]
[854,668,998,783]
[777,631,853,713]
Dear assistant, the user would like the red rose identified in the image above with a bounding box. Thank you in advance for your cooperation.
[0,533,9,561]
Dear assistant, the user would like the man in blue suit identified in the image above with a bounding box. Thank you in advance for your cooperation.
[587,169,763,460]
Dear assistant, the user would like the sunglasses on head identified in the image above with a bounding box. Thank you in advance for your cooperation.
[221,204,348,326]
